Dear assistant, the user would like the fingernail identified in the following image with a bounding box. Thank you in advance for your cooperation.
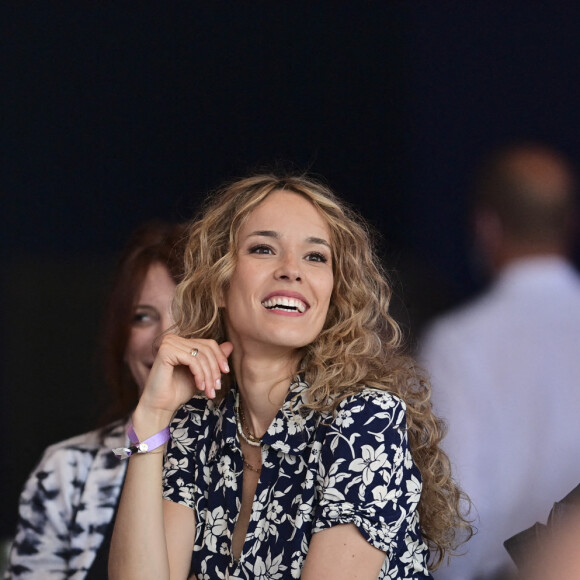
[215,378,221,390]
[200,381,206,391]
[224,362,230,373]
[210,388,216,398]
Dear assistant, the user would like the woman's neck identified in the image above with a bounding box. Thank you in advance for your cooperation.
[232,351,299,436]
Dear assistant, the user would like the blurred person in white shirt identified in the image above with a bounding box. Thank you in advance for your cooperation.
[419,142,580,580]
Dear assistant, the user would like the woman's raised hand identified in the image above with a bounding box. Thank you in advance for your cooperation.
[134,334,233,434]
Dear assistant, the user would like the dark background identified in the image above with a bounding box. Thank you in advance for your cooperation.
[2,2,580,537]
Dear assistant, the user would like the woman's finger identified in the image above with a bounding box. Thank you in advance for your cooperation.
[185,347,220,398]
[141,334,232,412]
[161,335,232,399]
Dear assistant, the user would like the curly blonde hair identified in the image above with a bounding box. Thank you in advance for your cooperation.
[174,172,472,569]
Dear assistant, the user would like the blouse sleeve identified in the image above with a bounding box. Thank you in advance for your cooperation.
[311,390,423,554]
[162,396,208,509]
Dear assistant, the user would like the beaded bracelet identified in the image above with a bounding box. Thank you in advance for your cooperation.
[112,424,171,460]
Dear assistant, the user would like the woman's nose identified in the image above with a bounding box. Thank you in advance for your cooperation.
[274,254,302,281]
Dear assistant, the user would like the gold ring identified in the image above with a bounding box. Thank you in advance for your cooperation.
[191,348,199,357]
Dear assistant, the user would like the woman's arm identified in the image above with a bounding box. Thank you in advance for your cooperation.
[108,335,232,580]
[109,428,195,580]
[109,422,175,580]
[301,524,386,580]
[304,391,429,579]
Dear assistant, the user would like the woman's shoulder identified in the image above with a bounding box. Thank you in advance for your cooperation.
[166,395,226,468]
[325,388,408,436]
[23,422,125,493]
[170,394,223,439]
[39,425,111,462]
[40,419,126,456]
[174,394,220,419]
[335,388,406,416]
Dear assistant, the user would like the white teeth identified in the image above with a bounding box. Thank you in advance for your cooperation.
[262,296,307,313]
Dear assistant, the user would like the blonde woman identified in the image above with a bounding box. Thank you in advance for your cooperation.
[110,174,471,579]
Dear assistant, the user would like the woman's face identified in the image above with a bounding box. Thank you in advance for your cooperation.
[223,190,334,354]
[125,262,176,392]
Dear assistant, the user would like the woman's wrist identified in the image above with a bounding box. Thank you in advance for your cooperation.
[131,404,174,440]
[112,422,171,460]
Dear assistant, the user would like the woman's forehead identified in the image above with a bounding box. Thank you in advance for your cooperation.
[241,191,331,237]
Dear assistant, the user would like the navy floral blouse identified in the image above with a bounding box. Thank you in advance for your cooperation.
[163,377,432,579]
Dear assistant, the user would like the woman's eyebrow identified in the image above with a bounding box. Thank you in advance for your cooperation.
[306,236,331,249]
[248,230,330,249]
[248,230,279,239]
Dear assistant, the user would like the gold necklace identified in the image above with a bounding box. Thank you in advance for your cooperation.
[235,393,263,447]
[234,395,263,472]
[239,403,263,443]
[242,457,262,473]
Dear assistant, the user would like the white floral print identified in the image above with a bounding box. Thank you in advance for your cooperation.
[350,443,393,486]
[163,378,432,579]
[204,506,229,553]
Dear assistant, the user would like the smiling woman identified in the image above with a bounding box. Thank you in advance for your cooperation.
[109,173,472,580]
[223,191,334,355]
[124,262,178,392]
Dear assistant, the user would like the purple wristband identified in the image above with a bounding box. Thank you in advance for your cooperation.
[112,424,171,460]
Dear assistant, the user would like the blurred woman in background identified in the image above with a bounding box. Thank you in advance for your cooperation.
[6,220,186,579]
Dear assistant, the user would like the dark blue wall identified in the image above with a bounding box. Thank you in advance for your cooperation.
[2,2,580,536]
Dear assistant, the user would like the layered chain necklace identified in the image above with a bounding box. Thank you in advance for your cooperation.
[234,393,263,473]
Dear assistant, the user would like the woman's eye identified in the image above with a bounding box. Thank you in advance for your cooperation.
[305,252,328,263]
[249,244,273,255]
[132,313,150,324]
[132,307,159,326]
